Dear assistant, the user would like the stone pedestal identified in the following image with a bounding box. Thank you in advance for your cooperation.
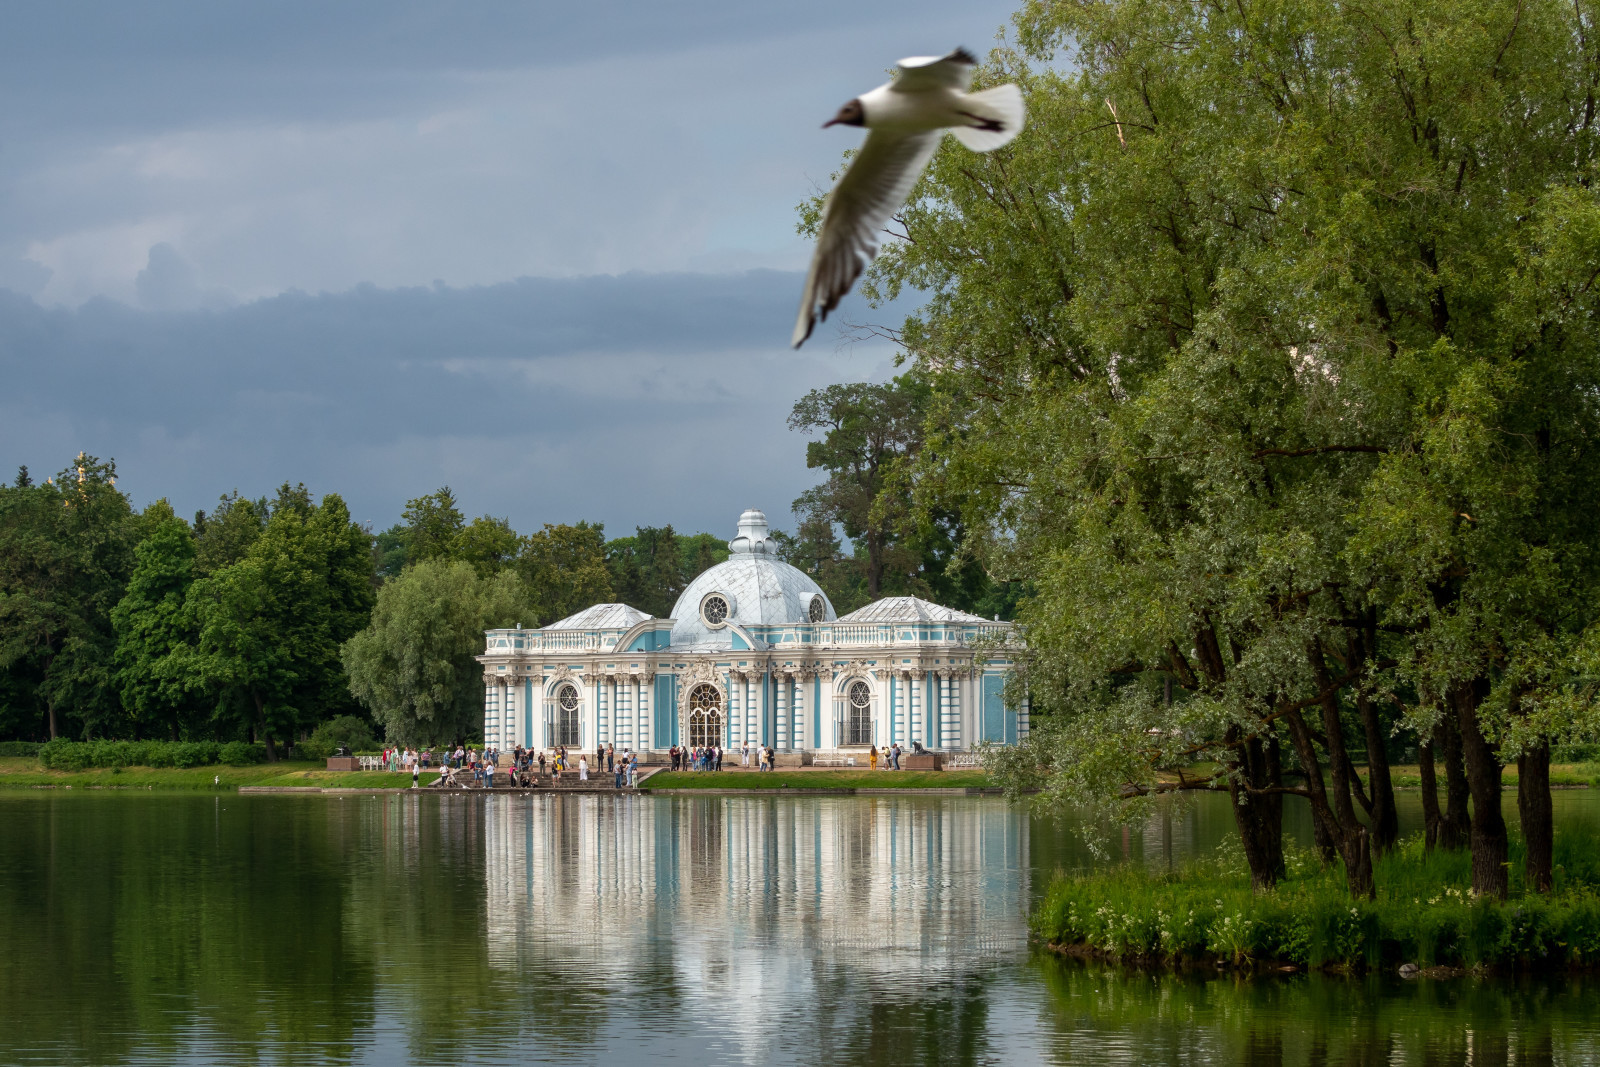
[326,757,360,771]
[902,754,941,771]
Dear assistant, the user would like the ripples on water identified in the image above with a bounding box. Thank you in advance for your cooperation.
[2,791,1598,1065]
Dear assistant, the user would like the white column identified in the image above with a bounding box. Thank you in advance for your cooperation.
[627,676,639,749]
[483,678,494,745]
[747,674,758,745]
[504,679,516,748]
[1020,692,1031,739]
[793,670,806,752]
[938,672,951,749]
[915,675,928,751]
[630,671,643,755]
[775,671,790,750]
[728,672,742,747]
[586,672,600,751]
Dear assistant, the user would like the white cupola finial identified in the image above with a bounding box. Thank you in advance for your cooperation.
[728,508,771,555]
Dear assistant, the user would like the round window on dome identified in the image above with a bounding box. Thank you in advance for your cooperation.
[700,593,730,628]
[808,594,826,624]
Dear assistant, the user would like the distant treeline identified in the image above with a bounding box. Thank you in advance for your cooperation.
[0,395,1020,750]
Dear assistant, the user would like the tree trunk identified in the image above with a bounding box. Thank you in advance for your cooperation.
[1518,740,1553,894]
[1229,732,1284,891]
[1418,739,1441,851]
[252,689,278,763]
[1311,650,1375,898]
[1283,704,1373,899]
[1453,680,1507,899]
[1355,691,1399,854]
[1437,709,1471,851]
[47,699,58,741]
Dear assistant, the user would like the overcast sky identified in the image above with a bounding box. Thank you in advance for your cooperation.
[0,0,1017,538]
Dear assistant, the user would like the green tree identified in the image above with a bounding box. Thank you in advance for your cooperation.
[400,487,465,563]
[0,454,140,739]
[453,515,520,577]
[183,486,375,758]
[849,0,1600,897]
[788,376,930,599]
[606,526,687,617]
[111,516,199,740]
[516,522,613,625]
[342,559,531,744]
[193,492,267,577]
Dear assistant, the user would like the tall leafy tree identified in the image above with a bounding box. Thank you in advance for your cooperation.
[400,487,466,563]
[183,486,374,757]
[111,516,200,740]
[516,522,613,625]
[788,376,930,599]
[453,516,521,577]
[0,454,141,739]
[851,0,1600,896]
[193,492,267,576]
[342,559,531,744]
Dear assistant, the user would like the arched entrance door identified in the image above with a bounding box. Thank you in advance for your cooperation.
[686,683,724,747]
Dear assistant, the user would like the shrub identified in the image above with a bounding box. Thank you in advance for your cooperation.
[298,715,378,760]
[1032,833,1600,971]
[220,741,266,765]
[39,739,92,770]
[0,742,42,758]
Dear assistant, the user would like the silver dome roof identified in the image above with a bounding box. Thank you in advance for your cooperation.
[668,509,835,650]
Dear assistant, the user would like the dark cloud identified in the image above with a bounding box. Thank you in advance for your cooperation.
[0,270,902,534]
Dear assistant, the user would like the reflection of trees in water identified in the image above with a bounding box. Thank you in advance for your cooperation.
[0,795,381,1064]
[1032,952,1587,1066]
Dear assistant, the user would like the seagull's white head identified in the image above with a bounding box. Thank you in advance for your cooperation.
[823,99,865,129]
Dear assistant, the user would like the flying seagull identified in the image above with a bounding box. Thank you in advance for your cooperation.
[791,47,1025,348]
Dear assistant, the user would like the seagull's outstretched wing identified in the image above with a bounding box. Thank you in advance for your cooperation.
[792,129,940,348]
[892,47,977,93]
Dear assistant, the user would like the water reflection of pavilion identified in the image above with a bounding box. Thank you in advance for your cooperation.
[484,795,1028,983]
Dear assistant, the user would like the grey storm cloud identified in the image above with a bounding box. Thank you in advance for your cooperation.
[0,0,995,533]
[0,272,901,534]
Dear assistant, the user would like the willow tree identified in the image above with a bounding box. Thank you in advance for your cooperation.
[852,0,1600,895]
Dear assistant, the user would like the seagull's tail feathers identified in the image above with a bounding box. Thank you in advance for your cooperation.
[950,83,1025,152]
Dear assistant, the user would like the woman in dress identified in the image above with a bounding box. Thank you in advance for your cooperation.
[579,756,588,781]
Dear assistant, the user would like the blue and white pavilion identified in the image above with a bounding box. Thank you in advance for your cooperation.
[477,509,1025,756]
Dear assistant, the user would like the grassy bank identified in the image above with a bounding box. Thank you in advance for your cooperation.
[1034,834,1600,972]
[1380,762,1600,789]
[641,769,992,790]
[0,757,441,791]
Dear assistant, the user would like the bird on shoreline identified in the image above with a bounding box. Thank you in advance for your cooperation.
[791,47,1025,348]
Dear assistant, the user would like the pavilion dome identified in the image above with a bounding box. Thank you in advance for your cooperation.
[667,509,835,650]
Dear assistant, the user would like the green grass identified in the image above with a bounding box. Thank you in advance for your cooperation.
[641,769,992,790]
[1381,762,1600,789]
[0,757,442,791]
[1034,832,1600,971]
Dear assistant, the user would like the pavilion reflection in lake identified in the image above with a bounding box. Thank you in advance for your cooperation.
[484,794,1027,984]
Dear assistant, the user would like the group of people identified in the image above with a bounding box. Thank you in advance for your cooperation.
[866,743,911,770]
[384,744,476,774]
[668,742,787,772]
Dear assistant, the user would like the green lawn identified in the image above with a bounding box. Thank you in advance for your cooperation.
[0,757,442,791]
[641,769,992,790]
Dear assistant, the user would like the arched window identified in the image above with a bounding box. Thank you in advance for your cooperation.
[846,680,873,746]
[808,594,826,623]
[556,684,581,747]
[687,683,724,747]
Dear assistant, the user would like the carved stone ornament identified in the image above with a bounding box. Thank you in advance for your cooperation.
[680,659,721,689]
[841,659,878,682]
[549,665,581,689]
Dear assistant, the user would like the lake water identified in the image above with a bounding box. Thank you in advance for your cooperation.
[5,789,1600,1065]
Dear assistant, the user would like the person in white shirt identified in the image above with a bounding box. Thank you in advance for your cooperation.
[578,756,589,781]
